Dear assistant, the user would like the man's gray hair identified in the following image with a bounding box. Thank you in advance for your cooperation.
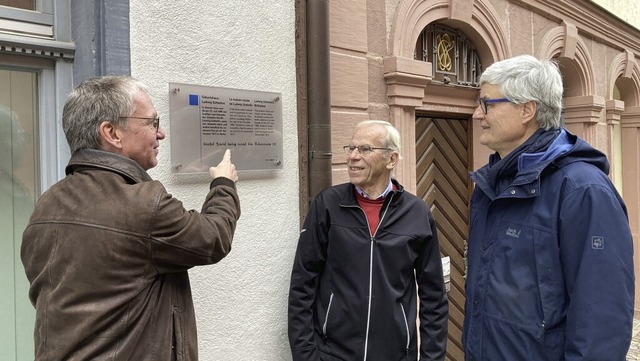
[355,120,402,157]
[62,76,149,153]
[480,54,563,130]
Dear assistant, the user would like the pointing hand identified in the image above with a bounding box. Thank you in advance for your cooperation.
[209,149,238,182]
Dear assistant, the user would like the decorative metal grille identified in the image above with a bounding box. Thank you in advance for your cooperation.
[414,24,482,87]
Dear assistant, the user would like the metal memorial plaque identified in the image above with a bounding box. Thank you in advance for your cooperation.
[168,82,283,173]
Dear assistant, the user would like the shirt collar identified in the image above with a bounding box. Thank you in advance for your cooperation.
[355,179,393,200]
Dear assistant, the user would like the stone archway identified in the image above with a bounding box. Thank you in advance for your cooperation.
[537,21,604,144]
[385,0,509,191]
[607,50,640,187]
[608,50,640,310]
[385,1,509,359]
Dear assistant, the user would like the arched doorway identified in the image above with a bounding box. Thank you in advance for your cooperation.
[386,1,509,359]
[413,21,483,360]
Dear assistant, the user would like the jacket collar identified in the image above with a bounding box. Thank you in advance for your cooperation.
[66,149,153,184]
[470,128,608,200]
[340,178,405,207]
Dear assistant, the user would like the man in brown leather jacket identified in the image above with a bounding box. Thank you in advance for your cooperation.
[21,76,241,360]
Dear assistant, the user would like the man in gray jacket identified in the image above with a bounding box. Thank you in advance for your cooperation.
[21,76,241,360]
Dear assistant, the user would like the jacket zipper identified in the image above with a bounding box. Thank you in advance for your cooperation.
[322,292,334,340]
[362,193,394,361]
[400,304,410,352]
[536,320,546,340]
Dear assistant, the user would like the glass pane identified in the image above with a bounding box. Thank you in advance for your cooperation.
[0,0,35,11]
[0,68,37,361]
[414,24,482,87]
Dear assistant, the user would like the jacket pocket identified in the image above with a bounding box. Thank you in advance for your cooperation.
[531,225,564,331]
[322,292,335,340]
[399,304,410,352]
[485,222,547,333]
[172,306,185,361]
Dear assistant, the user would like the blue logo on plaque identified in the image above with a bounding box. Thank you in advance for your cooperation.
[189,94,199,106]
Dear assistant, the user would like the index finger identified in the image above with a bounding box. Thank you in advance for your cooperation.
[223,149,231,161]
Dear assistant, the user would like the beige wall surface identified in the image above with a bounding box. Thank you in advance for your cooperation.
[590,0,640,30]
[131,1,299,360]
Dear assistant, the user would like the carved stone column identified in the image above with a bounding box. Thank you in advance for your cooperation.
[605,100,624,185]
[621,106,640,243]
[383,56,431,193]
[563,95,605,145]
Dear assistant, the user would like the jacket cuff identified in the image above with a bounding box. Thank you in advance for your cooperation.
[210,177,236,190]
[291,345,318,361]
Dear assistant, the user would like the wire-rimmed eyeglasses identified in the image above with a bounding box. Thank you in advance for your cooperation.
[477,98,511,114]
[343,145,393,156]
[119,116,160,132]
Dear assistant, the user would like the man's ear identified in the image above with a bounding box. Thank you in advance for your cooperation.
[99,121,123,150]
[386,151,399,170]
[521,100,537,125]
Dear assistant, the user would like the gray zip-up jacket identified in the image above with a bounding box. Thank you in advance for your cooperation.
[21,149,240,361]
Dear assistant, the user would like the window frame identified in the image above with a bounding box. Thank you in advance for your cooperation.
[0,1,71,359]
[0,1,54,38]
[0,0,72,191]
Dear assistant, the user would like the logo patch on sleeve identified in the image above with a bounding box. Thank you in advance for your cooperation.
[591,236,604,250]
[506,227,521,238]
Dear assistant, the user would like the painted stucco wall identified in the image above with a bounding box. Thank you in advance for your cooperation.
[590,0,640,30]
[129,2,298,359]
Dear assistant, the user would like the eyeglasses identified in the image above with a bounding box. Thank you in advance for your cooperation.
[477,98,511,114]
[343,145,393,155]
[119,116,160,132]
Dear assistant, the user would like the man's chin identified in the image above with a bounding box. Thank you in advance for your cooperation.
[478,136,491,148]
[143,159,158,171]
[348,177,363,187]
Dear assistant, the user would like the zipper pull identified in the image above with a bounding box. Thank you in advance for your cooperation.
[536,320,546,340]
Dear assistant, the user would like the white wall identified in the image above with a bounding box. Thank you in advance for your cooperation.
[590,0,640,30]
[130,1,298,359]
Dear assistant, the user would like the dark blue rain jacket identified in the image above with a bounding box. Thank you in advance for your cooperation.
[463,128,634,360]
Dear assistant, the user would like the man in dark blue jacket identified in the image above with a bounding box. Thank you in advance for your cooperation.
[463,54,635,360]
[288,120,449,360]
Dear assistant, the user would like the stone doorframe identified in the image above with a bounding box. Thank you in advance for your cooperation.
[608,51,640,189]
[613,52,640,305]
[383,0,508,194]
[622,107,640,249]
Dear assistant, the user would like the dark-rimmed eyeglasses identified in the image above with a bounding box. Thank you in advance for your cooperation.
[343,145,393,156]
[119,116,160,132]
[477,98,511,114]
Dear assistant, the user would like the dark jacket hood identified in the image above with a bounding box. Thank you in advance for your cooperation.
[472,128,610,199]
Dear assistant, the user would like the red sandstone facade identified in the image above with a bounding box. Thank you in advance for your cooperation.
[309,0,640,358]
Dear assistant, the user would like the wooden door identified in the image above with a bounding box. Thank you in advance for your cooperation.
[416,116,470,361]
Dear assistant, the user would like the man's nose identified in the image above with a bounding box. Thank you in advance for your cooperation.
[157,127,167,140]
[472,105,485,121]
[347,149,362,159]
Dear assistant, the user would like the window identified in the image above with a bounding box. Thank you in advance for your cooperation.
[0,1,54,38]
[0,1,35,11]
[0,68,37,360]
[415,23,482,87]
[0,1,72,359]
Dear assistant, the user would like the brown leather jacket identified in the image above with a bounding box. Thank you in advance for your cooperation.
[21,149,241,361]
